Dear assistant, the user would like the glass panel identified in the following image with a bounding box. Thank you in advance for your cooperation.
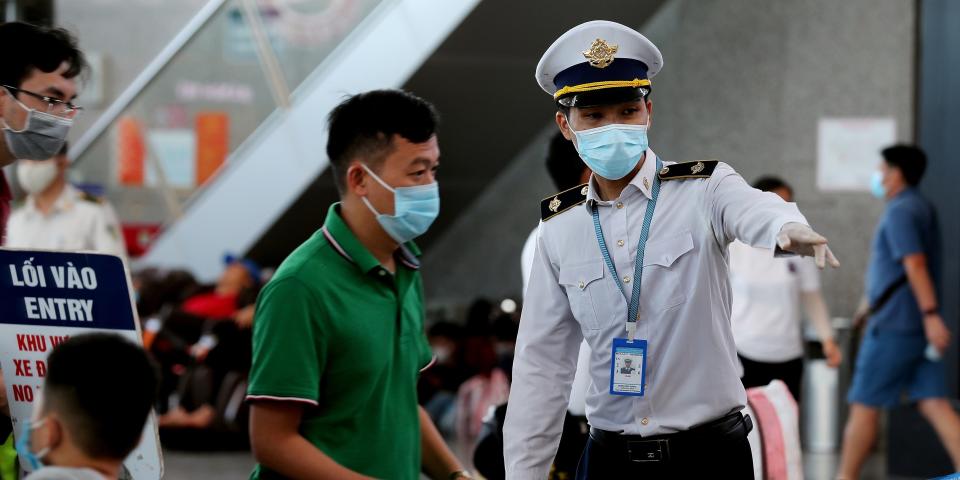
[252,0,384,94]
[71,0,386,255]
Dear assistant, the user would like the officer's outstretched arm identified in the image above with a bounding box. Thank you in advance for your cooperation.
[707,162,839,268]
[503,230,582,480]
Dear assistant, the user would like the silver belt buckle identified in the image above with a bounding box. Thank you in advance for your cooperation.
[626,439,670,463]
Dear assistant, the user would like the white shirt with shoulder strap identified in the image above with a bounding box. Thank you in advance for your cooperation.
[6,184,128,260]
[504,150,808,479]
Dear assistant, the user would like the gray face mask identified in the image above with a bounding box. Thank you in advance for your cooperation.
[2,97,72,160]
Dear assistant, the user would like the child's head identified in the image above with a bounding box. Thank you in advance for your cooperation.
[18,334,158,472]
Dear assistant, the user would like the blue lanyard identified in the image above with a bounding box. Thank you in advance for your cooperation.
[591,156,662,340]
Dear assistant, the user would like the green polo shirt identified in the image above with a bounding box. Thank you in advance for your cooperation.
[247,203,433,480]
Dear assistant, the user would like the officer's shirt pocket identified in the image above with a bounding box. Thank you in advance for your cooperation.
[558,261,609,331]
[643,230,695,311]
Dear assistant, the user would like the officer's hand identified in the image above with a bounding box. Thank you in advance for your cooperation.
[776,222,840,269]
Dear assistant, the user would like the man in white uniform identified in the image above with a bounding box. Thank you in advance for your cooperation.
[6,144,127,259]
[504,21,839,479]
[730,176,841,402]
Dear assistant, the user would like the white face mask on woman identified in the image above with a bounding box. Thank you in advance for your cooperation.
[16,160,59,194]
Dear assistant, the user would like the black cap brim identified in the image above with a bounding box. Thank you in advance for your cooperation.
[557,86,650,108]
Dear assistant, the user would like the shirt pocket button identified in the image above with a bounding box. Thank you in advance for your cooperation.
[559,262,606,330]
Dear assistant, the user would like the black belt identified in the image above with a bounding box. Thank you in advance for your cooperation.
[589,412,753,463]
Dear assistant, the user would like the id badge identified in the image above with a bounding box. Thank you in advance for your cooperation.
[610,338,647,396]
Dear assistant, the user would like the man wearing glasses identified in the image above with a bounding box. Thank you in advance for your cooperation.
[0,20,86,455]
[0,22,86,244]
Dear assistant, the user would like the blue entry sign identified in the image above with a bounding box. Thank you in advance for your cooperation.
[0,249,163,479]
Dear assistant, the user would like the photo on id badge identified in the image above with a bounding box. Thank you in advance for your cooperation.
[610,338,647,396]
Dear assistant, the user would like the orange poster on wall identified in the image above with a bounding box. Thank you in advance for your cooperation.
[195,112,229,186]
[116,116,145,186]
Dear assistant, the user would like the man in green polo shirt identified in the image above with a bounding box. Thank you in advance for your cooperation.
[246,90,469,480]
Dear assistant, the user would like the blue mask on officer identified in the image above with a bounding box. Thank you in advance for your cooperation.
[570,121,649,180]
[15,418,50,471]
[870,171,886,199]
[361,164,440,243]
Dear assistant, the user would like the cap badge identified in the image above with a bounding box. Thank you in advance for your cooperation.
[549,196,562,212]
[691,161,705,175]
[583,38,618,68]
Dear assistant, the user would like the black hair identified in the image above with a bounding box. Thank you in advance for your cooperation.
[546,131,586,191]
[427,321,463,340]
[44,334,158,460]
[492,313,519,343]
[882,144,927,186]
[0,22,86,89]
[752,176,793,196]
[326,89,439,194]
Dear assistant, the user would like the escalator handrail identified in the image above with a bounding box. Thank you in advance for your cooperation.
[68,0,229,163]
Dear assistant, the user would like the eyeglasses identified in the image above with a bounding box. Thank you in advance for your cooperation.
[2,85,83,119]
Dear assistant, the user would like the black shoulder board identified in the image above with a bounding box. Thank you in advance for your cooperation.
[79,191,104,204]
[658,160,719,181]
[540,183,588,221]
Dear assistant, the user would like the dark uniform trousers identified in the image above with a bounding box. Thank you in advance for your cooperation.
[575,412,755,479]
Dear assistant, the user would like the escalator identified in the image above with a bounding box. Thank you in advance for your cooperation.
[69,0,480,280]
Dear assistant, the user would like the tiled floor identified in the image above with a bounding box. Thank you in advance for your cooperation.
[162,448,926,479]
[163,450,254,479]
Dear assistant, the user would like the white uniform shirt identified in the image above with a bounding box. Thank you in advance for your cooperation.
[6,184,128,259]
[504,150,807,479]
[523,225,591,417]
[729,240,821,362]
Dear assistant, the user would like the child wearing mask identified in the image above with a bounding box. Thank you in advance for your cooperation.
[17,334,157,480]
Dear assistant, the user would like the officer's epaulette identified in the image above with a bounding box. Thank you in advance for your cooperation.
[541,183,588,221]
[657,160,719,181]
[79,191,104,204]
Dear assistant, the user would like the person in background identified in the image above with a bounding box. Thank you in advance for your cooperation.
[179,253,260,320]
[246,90,468,480]
[0,22,85,244]
[6,143,127,259]
[155,254,261,432]
[729,176,841,402]
[17,334,158,480]
[420,322,467,437]
[838,145,960,479]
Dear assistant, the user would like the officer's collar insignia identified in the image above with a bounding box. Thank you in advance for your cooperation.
[643,177,650,190]
[583,38,618,68]
[658,160,719,181]
[549,196,562,212]
[541,183,589,221]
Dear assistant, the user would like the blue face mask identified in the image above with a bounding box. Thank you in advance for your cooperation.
[361,164,440,243]
[570,121,649,180]
[870,171,886,199]
[16,418,49,471]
